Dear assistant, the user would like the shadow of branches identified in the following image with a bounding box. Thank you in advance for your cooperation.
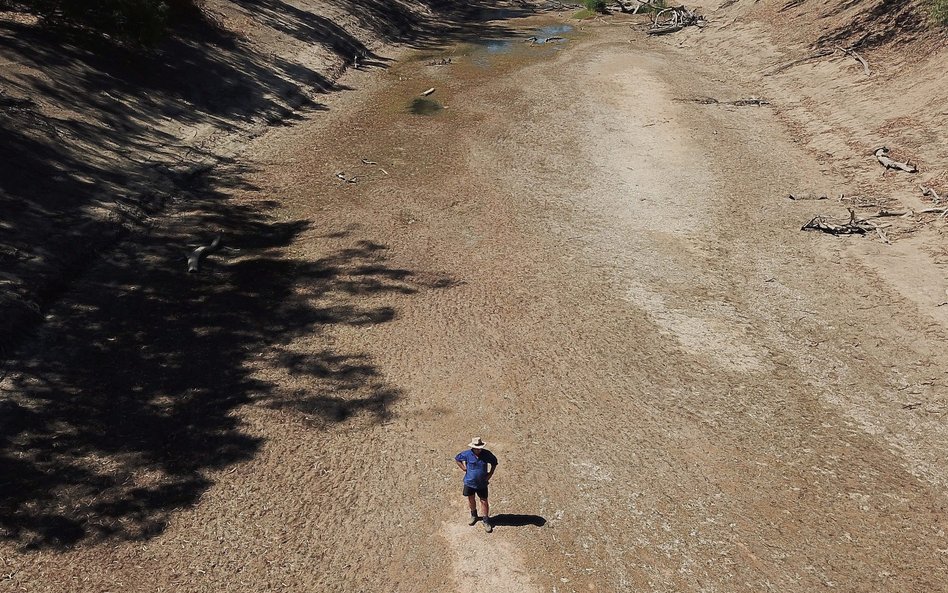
[0,0,524,550]
[0,0,535,356]
[0,159,456,550]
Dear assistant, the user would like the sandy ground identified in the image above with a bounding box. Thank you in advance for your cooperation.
[4,9,948,593]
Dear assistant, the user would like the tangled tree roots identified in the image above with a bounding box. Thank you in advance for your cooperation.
[648,6,704,35]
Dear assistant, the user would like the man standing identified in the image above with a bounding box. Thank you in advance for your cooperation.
[454,437,499,533]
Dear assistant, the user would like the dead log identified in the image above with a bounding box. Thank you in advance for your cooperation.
[730,97,770,106]
[680,96,769,106]
[187,234,222,273]
[874,147,918,173]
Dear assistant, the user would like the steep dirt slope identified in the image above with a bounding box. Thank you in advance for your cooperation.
[675,0,948,312]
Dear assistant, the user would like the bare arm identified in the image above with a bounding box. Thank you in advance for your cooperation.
[487,463,495,481]
[456,460,467,472]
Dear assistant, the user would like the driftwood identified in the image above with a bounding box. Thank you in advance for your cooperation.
[921,185,943,204]
[680,96,770,106]
[861,206,948,220]
[335,172,357,183]
[802,209,871,235]
[874,147,918,173]
[801,208,896,243]
[788,192,829,200]
[731,97,770,106]
[421,88,436,97]
[835,45,870,76]
[802,204,948,244]
[187,234,222,273]
[648,6,703,35]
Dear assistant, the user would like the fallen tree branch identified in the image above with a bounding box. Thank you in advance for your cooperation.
[335,171,357,183]
[678,96,770,106]
[187,234,222,273]
[862,208,912,219]
[874,147,918,173]
[921,185,943,204]
[863,206,948,220]
[801,208,895,240]
[801,209,871,235]
[730,97,770,106]
[875,226,890,244]
[766,49,834,76]
[835,45,870,76]
[648,6,703,35]
[917,206,948,219]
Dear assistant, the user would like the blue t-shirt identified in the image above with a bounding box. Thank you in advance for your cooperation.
[455,449,498,488]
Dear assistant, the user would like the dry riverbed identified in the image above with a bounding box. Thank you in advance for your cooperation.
[4,10,948,593]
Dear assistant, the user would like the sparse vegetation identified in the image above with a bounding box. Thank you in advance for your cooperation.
[931,0,948,25]
[583,0,607,13]
[641,0,668,14]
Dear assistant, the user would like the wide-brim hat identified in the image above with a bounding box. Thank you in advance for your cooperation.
[468,437,487,449]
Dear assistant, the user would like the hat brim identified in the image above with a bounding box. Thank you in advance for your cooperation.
[468,442,486,449]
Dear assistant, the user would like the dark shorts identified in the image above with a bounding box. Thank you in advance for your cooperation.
[462,484,489,499]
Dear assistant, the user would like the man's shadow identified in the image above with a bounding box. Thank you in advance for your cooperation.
[488,514,546,528]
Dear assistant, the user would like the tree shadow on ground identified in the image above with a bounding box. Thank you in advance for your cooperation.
[0,0,537,357]
[0,0,530,551]
[0,161,457,550]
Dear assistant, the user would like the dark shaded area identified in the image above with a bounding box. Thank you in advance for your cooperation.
[489,514,547,527]
[799,0,928,49]
[0,0,205,45]
[0,0,534,551]
[409,97,444,115]
[0,160,457,549]
[0,0,535,357]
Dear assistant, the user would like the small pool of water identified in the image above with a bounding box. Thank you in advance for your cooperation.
[472,23,575,60]
[536,24,574,37]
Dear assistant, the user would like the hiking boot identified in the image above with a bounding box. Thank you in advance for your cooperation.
[483,518,493,533]
[468,515,478,526]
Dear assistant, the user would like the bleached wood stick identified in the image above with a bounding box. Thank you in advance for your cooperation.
[187,234,222,273]
[874,147,918,173]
